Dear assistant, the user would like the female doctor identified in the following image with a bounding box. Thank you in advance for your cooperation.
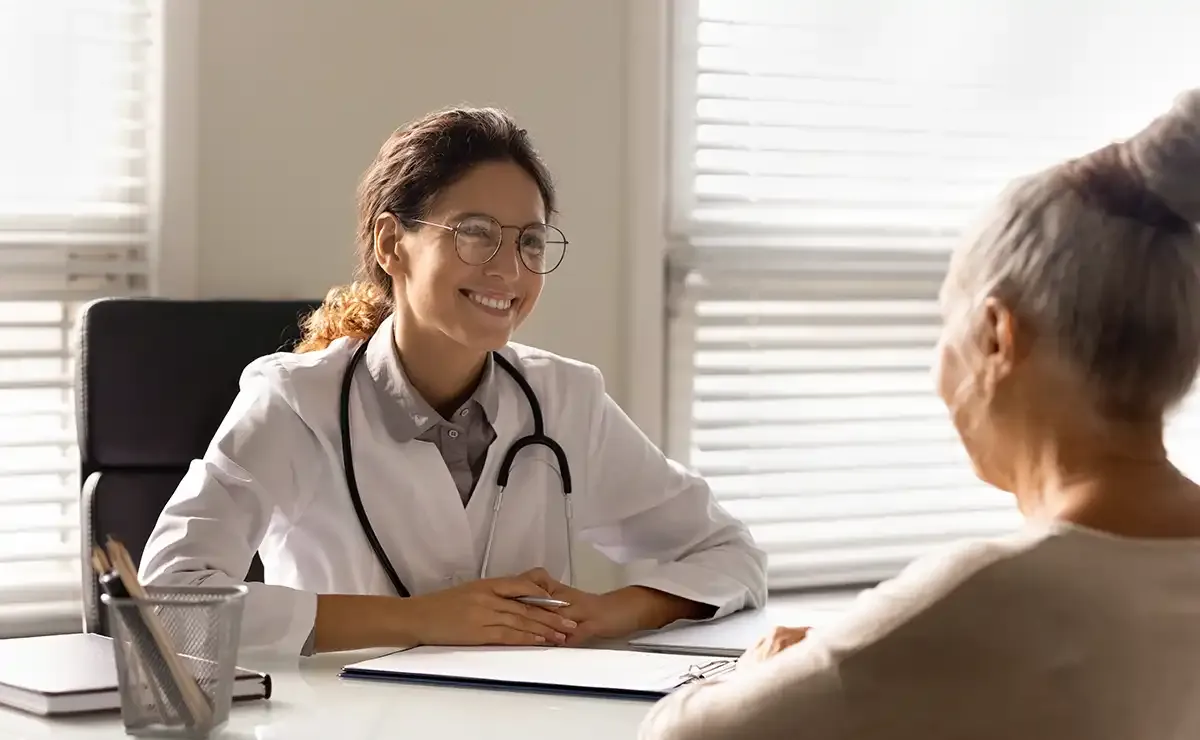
[137,106,767,657]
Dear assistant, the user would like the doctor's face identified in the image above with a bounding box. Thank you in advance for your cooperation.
[391,160,547,352]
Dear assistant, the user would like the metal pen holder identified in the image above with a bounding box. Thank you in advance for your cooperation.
[101,585,249,738]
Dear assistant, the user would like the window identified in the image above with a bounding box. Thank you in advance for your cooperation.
[666,0,1200,590]
[0,0,160,637]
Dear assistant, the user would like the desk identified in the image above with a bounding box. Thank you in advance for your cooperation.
[0,592,851,739]
[0,648,655,740]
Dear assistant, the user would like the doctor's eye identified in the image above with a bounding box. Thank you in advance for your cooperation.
[456,216,500,241]
[453,216,504,265]
[518,224,567,275]
[519,230,547,253]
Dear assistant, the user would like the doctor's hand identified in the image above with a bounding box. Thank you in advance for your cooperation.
[403,568,578,648]
[548,584,716,646]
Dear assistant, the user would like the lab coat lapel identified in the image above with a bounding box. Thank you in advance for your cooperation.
[392,441,478,585]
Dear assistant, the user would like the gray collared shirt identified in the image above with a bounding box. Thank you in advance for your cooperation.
[362,324,500,505]
[406,373,498,505]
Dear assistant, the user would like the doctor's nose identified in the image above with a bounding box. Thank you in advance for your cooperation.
[483,233,524,281]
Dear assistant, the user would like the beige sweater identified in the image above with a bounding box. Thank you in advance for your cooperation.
[638,521,1200,740]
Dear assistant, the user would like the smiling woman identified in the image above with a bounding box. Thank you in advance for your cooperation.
[135,106,767,658]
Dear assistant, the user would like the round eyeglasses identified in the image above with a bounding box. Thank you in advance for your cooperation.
[411,214,568,275]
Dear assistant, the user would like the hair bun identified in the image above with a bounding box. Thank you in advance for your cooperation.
[1126,88,1200,224]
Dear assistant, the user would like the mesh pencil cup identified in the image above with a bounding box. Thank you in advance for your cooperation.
[101,584,249,738]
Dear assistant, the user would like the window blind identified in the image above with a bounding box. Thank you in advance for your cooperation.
[0,0,158,637]
[667,0,1200,590]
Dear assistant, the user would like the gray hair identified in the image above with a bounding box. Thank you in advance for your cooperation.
[945,89,1200,422]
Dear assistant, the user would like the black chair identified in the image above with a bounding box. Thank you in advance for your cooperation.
[77,297,319,635]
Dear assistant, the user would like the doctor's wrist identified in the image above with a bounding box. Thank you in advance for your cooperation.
[611,586,716,633]
[313,594,419,653]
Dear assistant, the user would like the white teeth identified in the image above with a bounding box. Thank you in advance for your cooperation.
[467,292,513,311]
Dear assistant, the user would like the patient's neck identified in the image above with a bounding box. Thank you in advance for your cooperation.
[1008,417,1200,537]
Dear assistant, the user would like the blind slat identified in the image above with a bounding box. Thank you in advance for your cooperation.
[0,490,79,506]
[0,578,81,605]
[0,519,77,536]
[0,547,79,565]
[0,378,73,391]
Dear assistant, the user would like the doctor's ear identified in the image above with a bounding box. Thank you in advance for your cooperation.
[372,213,406,277]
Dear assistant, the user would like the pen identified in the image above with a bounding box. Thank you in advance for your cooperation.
[514,596,570,608]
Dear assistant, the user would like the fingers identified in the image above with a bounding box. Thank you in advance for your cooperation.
[517,567,560,593]
[483,626,556,646]
[774,626,810,650]
[488,573,554,600]
[484,602,571,645]
[742,626,810,666]
[563,622,600,647]
[764,627,809,655]
[493,597,577,636]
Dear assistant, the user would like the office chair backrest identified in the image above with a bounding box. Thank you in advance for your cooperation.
[77,297,318,634]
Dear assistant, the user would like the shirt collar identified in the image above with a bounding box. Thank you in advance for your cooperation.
[363,314,500,441]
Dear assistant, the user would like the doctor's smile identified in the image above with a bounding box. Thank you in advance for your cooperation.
[137,106,767,657]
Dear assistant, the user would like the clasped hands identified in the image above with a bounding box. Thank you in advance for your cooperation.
[406,567,811,666]
[407,567,708,648]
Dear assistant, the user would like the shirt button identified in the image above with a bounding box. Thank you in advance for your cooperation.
[447,429,460,439]
[460,408,470,417]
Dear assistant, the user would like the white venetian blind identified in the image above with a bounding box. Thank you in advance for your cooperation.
[667,0,1200,589]
[0,0,158,637]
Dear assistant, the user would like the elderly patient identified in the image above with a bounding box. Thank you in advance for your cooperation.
[639,89,1200,740]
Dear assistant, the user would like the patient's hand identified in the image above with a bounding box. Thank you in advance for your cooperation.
[738,625,810,670]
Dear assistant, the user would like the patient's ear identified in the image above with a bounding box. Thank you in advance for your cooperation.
[981,296,1024,387]
[373,213,405,277]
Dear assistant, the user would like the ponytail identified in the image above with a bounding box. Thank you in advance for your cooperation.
[295,281,392,353]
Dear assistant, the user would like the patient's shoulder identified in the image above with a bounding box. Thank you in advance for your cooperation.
[810,526,1061,658]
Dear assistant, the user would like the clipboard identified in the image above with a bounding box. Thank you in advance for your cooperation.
[339,645,736,701]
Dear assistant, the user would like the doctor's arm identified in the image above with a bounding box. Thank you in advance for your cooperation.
[136,362,327,655]
[572,367,768,632]
[136,363,426,655]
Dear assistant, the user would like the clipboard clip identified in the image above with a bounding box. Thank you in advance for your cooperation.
[672,659,738,689]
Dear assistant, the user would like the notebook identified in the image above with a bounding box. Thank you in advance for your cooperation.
[628,597,853,656]
[0,632,272,717]
[340,645,736,700]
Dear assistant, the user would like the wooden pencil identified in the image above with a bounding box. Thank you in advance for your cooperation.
[103,538,213,726]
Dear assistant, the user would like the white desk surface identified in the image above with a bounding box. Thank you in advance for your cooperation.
[0,592,855,740]
[0,647,657,740]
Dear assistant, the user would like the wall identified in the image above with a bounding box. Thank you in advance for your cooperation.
[158,0,672,591]
[182,0,631,401]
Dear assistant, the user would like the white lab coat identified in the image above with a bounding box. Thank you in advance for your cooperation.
[138,315,767,656]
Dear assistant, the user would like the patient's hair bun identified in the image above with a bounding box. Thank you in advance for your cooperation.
[1126,88,1200,224]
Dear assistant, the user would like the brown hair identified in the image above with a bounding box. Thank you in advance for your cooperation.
[294,106,557,353]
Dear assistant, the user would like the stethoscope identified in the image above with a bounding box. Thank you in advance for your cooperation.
[339,337,574,598]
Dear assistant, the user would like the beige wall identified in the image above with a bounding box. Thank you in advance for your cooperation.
[159,0,672,591]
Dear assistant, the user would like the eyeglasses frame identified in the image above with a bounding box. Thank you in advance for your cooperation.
[405,215,568,275]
